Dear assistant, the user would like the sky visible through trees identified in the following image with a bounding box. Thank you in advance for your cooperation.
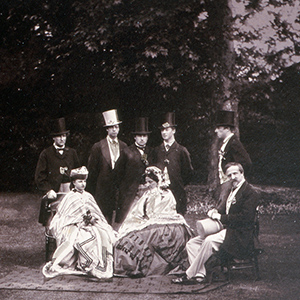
[0,0,300,191]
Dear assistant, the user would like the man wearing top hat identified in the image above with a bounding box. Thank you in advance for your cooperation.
[215,110,252,184]
[153,112,194,215]
[87,109,127,224]
[116,117,154,224]
[35,117,80,224]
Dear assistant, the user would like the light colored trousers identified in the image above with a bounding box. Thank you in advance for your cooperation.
[186,229,227,278]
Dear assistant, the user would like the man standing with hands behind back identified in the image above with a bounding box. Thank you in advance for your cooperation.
[215,110,252,184]
[87,109,127,224]
[153,112,194,215]
[117,117,153,224]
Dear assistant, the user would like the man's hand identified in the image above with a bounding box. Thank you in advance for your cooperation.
[46,190,57,199]
[207,208,217,218]
[211,212,221,220]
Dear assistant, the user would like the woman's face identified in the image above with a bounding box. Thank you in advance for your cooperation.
[145,176,158,190]
[73,179,86,192]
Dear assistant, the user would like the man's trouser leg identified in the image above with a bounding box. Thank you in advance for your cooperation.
[186,229,226,278]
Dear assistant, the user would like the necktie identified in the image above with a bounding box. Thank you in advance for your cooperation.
[226,188,237,214]
[165,144,170,151]
[110,140,118,159]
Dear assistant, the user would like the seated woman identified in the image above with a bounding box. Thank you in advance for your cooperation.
[42,166,116,280]
[114,166,194,277]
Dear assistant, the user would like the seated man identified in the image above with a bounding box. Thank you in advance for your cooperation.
[172,162,258,284]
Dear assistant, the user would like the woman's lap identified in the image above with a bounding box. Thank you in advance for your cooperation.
[114,223,191,277]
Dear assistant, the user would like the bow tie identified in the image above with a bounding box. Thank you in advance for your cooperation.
[56,149,64,155]
[136,144,146,151]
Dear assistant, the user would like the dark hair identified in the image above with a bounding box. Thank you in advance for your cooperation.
[224,162,244,174]
[69,176,87,189]
[143,172,159,183]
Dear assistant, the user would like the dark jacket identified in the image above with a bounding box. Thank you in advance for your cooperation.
[35,145,80,193]
[221,135,252,176]
[153,141,194,214]
[217,181,259,259]
[117,144,154,223]
[86,138,127,223]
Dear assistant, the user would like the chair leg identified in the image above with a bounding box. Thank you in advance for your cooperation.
[45,233,56,261]
[45,234,50,261]
[253,255,261,281]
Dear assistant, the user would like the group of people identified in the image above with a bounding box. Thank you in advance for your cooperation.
[35,109,258,284]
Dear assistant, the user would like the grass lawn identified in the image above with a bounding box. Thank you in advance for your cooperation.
[0,187,300,300]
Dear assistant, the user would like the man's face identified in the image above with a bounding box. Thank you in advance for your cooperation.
[106,125,120,139]
[161,127,175,141]
[73,179,86,192]
[215,126,230,140]
[225,165,244,188]
[53,134,67,147]
[134,135,148,147]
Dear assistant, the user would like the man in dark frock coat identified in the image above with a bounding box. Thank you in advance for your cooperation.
[117,117,153,224]
[35,117,80,224]
[153,112,194,215]
[87,109,127,224]
[215,110,252,184]
[172,162,258,284]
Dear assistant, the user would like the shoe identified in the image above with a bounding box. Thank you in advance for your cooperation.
[194,276,207,283]
[171,275,199,285]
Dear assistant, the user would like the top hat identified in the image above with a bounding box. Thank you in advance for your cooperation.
[215,110,235,127]
[50,118,70,136]
[70,166,89,180]
[159,112,177,129]
[131,117,151,135]
[102,109,122,127]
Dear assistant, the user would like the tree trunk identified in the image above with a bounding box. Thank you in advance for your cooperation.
[205,0,238,190]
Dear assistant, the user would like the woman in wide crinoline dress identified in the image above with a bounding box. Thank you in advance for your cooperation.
[114,166,194,277]
[42,166,116,280]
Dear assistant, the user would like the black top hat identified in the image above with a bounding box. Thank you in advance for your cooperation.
[132,117,151,135]
[50,118,70,136]
[159,112,177,129]
[215,111,235,127]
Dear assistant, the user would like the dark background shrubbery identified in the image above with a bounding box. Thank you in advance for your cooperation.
[1,0,300,192]
[1,64,300,192]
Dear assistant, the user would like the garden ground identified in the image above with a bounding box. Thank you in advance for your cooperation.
[0,187,299,300]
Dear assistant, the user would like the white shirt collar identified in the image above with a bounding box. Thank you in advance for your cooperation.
[222,133,234,145]
[107,136,118,144]
[53,143,65,150]
[164,140,175,148]
[232,178,245,193]
[226,179,245,214]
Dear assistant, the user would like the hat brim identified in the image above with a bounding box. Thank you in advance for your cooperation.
[103,121,122,127]
[50,130,70,136]
[158,125,177,129]
[131,131,152,135]
[216,123,234,127]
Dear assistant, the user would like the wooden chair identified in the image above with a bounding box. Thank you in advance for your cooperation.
[221,210,263,281]
[40,193,66,261]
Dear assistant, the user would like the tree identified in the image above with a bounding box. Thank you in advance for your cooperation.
[1,0,300,191]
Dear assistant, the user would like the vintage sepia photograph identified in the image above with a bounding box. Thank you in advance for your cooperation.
[1,0,300,299]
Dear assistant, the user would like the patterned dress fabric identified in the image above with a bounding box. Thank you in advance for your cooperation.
[42,190,116,279]
[114,187,193,277]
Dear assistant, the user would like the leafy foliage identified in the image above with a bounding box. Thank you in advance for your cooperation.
[1,0,300,190]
